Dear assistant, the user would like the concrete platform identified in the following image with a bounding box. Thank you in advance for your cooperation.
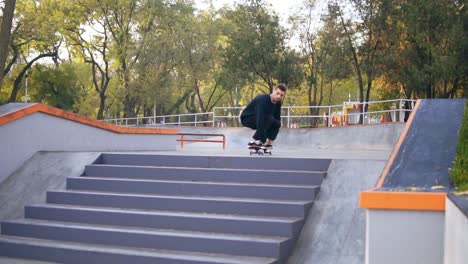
[0,123,403,263]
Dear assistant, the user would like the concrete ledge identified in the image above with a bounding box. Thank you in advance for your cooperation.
[0,103,179,135]
[0,103,180,183]
[365,209,444,264]
[444,195,468,264]
[358,99,466,264]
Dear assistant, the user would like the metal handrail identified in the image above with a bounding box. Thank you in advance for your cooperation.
[102,99,417,128]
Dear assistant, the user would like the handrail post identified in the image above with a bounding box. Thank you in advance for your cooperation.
[212,109,216,127]
[328,106,332,127]
[195,115,197,127]
[287,107,290,128]
[222,135,226,150]
[180,134,184,149]
[399,99,404,122]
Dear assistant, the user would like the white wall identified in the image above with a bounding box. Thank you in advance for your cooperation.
[365,209,445,264]
[444,197,468,264]
[0,113,177,183]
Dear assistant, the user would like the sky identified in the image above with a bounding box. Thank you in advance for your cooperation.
[194,0,301,14]
[194,0,329,48]
[194,0,311,26]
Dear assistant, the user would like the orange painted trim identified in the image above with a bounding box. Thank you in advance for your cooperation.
[375,100,422,188]
[0,103,179,135]
[359,190,446,211]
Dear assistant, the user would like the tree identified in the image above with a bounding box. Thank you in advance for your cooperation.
[0,0,17,91]
[383,0,466,99]
[95,0,156,119]
[62,0,113,119]
[329,0,391,122]
[318,9,353,105]
[29,63,82,110]
[178,9,231,115]
[4,0,62,102]
[291,0,351,126]
[224,0,287,93]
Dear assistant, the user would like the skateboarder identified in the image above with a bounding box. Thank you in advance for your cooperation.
[240,83,287,149]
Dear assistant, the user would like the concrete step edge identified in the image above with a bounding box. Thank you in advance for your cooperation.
[68,177,320,189]
[48,190,313,205]
[26,204,302,223]
[3,219,290,243]
[0,236,277,264]
[86,164,327,174]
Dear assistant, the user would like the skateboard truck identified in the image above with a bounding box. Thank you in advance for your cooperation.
[249,146,272,156]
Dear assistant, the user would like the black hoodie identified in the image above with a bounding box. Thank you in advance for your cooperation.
[240,94,282,134]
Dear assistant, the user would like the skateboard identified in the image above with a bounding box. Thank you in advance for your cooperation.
[249,146,272,155]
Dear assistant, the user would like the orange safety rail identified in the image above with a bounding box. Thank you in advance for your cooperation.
[359,190,446,211]
[0,103,179,135]
[177,133,226,150]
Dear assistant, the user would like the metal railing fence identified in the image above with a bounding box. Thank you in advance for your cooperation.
[102,99,417,128]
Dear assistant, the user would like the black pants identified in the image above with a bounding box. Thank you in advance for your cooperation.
[241,115,281,142]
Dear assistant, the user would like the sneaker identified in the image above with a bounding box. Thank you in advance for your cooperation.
[248,140,256,146]
[264,144,273,149]
[252,140,264,148]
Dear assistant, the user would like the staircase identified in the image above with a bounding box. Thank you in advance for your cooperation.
[0,153,331,264]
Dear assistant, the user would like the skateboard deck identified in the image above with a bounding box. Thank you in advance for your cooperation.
[248,146,272,155]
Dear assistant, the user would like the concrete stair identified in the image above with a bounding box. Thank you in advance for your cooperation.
[0,153,331,263]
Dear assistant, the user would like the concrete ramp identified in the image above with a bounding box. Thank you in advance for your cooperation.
[0,152,101,224]
[288,159,386,264]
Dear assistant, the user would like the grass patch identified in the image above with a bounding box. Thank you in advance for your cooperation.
[451,101,468,192]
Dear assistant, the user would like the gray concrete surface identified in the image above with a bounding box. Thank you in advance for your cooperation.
[0,152,101,225]
[366,209,445,264]
[0,123,404,263]
[0,103,33,116]
[175,123,405,150]
[0,257,57,264]
[383,99,465,189]
[287,159,386,264]
[444,197,468,264]
[0,112,177,184]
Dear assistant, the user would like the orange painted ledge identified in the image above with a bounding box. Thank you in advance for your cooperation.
[0,103,179,135]
[359,190,446,211]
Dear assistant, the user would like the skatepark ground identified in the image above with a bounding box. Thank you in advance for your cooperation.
[0,123,404,264]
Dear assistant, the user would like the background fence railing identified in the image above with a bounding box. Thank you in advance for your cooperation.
[102,99,417,128]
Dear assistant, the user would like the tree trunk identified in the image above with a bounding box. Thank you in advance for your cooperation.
[167,90,191,114]
[97,92,106,120]
[122,63,136,120]
[0,0,17,91]
[337,7,364,123]
[364,72,373,113]
[8,51,57,102]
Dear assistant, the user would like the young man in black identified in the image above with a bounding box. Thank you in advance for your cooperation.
[240,84,287,148]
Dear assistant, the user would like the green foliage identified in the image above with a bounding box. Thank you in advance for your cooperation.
[382,0,465,99]
[1,0,466,120]
[30,63,83,111]
[451,102,468,191]
[223,0,288,92]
